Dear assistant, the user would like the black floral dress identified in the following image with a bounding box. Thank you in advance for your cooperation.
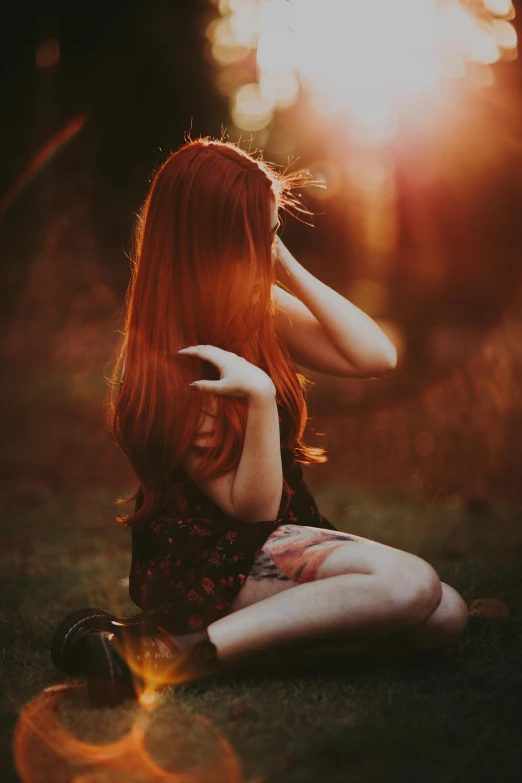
[129,405,338,633]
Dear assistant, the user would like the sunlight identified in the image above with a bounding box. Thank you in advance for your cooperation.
[207,0,518,142]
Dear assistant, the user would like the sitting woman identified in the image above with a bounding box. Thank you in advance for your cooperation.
[50,138,469,707]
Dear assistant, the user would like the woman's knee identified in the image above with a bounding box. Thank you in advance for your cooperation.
[384,557,442,628]
[428,582,469,641]
[317,538,444,628]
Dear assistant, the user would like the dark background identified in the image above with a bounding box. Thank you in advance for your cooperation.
[0,0,225,308]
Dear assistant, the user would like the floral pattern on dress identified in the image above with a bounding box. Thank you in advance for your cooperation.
[129,442,337,634]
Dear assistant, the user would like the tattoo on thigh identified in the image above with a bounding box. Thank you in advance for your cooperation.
[249,548,293,582]
[263,525,358,584]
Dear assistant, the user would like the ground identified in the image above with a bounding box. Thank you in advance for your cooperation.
[2,474,522,783]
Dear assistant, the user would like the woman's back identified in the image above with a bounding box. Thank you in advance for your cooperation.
[178,392,241,521]
[128,399,337,633]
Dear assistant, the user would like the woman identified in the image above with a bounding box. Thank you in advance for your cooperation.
[51,138,468,707]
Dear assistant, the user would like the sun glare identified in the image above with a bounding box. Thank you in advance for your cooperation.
[207,0,518,143]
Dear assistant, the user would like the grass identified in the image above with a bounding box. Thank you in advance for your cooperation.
[2,476,522,783]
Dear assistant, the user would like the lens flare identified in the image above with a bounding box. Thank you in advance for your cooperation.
[13,684,246,783]
[483,0,513,15]
[0,115,87,217]
[232,81,275,130]
[208,0,518,141]
[492,18,517,49]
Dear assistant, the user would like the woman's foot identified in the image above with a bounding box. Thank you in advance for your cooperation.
[83,631,138,707]
[50,607,117,674]
[88,626,220,707]
[50,605,183,674]
[50,608,220,707]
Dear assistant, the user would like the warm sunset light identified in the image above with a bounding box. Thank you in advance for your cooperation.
[207,0,518,142]
[13,685,245,783]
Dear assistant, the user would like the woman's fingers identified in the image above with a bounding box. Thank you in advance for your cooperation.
[177,344,272,399]
[178,345,229,364]
[190,380,228,394]
[178,346,219,372]
[178,345,213,356]
[179,346,227,394]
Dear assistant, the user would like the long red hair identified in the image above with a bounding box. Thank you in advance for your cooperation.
[106,138,327,529]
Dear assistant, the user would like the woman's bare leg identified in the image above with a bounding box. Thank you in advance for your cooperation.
[205,526,467,666]
[270,582,469,667]
[401,581,469,650]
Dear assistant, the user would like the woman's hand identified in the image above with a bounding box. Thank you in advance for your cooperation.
[177,345,276,401]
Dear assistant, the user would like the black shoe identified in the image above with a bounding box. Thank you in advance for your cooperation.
[51,607,221,708]
[84,626,220,708]
[50,608,115,674]
[50,607,160,675]
[51,610,159,708]
[83,631,139,707]
[79,628,208,707]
